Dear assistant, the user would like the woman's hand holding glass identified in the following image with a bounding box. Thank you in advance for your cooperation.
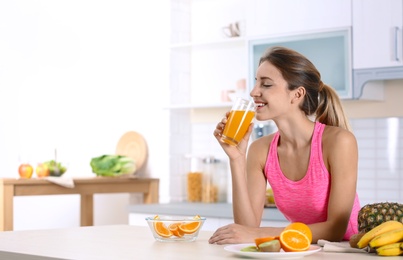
[213,111,254,160]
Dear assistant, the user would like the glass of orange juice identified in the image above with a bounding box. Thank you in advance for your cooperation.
[221,98,255,146]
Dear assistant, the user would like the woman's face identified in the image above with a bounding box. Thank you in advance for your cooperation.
[250,61,294,121]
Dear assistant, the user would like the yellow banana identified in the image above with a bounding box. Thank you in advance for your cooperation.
[376,242,403,256]
[369,227,403,248]
[357,220,403,249]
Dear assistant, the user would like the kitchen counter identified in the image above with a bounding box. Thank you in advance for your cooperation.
[0,225,385,259]
[128,202,288,222]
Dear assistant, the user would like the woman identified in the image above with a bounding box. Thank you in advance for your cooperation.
[210,46,360,245]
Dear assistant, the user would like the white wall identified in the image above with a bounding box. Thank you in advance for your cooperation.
[0,0,170,230]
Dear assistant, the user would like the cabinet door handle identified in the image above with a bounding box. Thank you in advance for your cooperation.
[395,26,400,62]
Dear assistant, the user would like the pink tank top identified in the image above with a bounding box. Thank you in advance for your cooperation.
[265,122,360,240]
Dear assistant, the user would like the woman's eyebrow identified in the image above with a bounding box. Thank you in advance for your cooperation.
[257,76,273,80]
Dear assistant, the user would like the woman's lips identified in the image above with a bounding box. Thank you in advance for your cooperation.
[255,102,267,110]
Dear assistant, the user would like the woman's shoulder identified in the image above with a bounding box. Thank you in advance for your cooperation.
[248,132,277,169]
[250,132,276,149]
[322,124,357,148]
[249,132,277,156]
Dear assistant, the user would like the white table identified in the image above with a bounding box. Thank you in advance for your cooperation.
[0,225,386,260]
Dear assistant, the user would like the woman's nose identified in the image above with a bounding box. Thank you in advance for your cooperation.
[250,84,259,97]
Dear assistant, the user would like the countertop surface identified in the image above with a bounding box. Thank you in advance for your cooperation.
[128,202,288,222]
[0,225,386,260]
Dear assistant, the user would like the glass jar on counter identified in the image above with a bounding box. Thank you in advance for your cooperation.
[186,155,228,203]
[186,156,203,202]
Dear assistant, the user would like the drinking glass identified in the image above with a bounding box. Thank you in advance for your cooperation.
[221,98,255,146]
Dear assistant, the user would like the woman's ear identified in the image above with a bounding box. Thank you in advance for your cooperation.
[291,86,306,103]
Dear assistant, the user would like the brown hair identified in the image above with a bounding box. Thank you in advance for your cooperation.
[259,46,351,131]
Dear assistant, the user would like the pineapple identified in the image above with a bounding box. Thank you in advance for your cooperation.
[358,202,403,233]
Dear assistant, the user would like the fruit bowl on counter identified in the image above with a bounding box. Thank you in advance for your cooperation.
[145,215,205,242]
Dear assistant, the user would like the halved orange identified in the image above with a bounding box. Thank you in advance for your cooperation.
[279,229,310,252]
[168,222,185,237]
[178,221,201,234]
[284,222,312,243]
[254,236,278,248]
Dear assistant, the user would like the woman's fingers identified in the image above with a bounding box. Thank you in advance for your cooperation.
[213,116,228,138]
[242,122,254,141]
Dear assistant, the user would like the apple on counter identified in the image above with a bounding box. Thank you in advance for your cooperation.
[18,164,34,178]
[35,163,50,178]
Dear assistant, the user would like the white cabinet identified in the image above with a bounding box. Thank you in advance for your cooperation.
[352,0,403,69]
[246,0,352,37]
[248,28,353,99]
[351,0,403,99]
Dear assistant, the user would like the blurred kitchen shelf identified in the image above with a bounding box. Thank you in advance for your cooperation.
[164,102,232,110]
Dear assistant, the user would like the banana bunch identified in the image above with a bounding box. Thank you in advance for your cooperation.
[356,220,403,256]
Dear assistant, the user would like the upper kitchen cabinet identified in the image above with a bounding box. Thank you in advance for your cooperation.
[353,0,403,69]
[248,28,353,99]
[352,0,403,99]
[246,0,351,37]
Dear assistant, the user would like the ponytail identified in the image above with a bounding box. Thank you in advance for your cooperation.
[316,83,351,131]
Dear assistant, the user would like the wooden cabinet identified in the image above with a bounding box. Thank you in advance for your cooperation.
[352,0,403,69]
[246,0,351,37]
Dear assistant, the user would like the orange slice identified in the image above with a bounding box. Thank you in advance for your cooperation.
[279,229,310,252]
[178,221,201,234]
[284,222,312,243]
[168,222,185,237]
[254,236,278,248]
[153,216,172,238]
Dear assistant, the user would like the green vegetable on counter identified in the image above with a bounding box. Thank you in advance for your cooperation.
[90,155,136,177]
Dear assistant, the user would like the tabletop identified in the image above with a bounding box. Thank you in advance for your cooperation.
[0,225,386,260]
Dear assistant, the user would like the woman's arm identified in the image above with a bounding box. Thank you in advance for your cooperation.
[209,127,284,244]
[308,126,359,242]
[232,135,271,226]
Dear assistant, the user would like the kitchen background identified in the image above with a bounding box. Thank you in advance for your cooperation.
[0,0,171,230]
[1,0,402,231]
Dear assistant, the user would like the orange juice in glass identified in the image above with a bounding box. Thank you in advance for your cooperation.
[221,98,255,146]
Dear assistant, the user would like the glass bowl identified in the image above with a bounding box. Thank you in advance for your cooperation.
[145,215,206,242]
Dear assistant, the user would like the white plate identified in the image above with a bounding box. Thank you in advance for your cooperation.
[224,244,322,259]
